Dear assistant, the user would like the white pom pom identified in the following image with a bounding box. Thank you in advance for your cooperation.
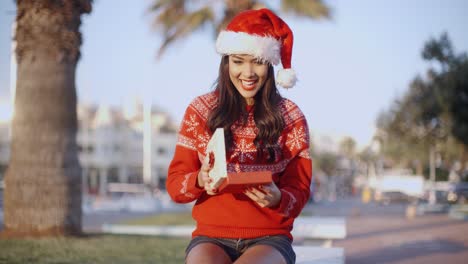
[276,68,297,88]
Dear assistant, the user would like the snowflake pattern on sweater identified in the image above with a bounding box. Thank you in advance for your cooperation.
[167,92,312,240]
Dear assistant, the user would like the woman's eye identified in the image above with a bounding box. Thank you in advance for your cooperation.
[233,60,243,64]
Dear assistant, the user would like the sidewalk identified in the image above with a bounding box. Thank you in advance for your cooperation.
[338,213,468,264]
[307,197,468,264]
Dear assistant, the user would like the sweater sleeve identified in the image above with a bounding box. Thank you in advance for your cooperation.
[269,102,313,218]
[273,154,312,218]
[166,103,208,203]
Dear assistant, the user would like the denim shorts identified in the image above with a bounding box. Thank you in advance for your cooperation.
[185,235,296,264]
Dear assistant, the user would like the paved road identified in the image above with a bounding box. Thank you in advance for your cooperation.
[305,197,468,264]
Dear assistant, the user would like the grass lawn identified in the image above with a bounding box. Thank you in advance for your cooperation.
[0,212,196,263]
[0,235,189,264]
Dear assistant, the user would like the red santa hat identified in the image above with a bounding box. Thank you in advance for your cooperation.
[216,8,297,88]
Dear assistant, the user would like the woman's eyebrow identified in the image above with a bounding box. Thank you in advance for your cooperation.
[232,55,245,60]
[232,55,261,63]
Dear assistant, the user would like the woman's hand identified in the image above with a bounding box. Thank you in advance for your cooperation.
[244,182,282,208]
[197,153,218,195]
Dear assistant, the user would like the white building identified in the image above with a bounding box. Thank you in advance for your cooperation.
[77,102,178,196]
[0,102,178,197]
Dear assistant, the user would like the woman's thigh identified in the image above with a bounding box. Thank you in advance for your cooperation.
[234,244,286,264]
[186,242,232,264]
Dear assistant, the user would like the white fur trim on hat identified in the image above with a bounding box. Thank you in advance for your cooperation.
[276,68,297,88]
[216,31,281,65]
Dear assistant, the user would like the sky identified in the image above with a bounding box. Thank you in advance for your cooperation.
[0,0,467,150]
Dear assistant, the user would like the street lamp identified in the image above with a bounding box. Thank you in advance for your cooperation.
[143,99,152,185]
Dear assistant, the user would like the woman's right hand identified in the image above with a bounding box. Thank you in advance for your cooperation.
[197,153,217,195]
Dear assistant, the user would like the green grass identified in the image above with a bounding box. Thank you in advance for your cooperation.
[452,204,468,213]
[0,235,189,264]
[120,212,195,226]
[0,213,197,263]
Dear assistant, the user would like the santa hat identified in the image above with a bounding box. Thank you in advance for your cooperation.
[216,8,297,88]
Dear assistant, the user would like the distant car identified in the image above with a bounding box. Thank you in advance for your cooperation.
[377,191,414,205]
[447,182,468,204]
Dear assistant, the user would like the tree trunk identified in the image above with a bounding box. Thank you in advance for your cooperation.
[461,145,468,173]
[2,0,91,237]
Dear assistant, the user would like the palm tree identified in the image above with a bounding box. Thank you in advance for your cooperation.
[149,0,330,57]
[339,136,357,158]
[2,0,92,237]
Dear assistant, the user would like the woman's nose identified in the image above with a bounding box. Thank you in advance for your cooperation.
[242,63,256,77]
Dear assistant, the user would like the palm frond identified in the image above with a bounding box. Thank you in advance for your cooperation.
[150,0,185,32]
[214,0,259,34]
[148,0,331,58]
[280,0,331,19]
[156,6,215,58]
[148,0,179,13]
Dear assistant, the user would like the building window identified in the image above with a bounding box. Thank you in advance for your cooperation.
[128,166,143,184]
[108,167,119,183]
[78,144,94,153]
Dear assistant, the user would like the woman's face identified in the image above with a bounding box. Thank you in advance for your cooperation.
[228,54,269,105]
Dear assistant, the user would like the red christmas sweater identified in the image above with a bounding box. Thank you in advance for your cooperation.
[167,92,312,240]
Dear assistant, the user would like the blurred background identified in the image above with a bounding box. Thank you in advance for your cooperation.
[1,0,467,209]
[0,0,467,263]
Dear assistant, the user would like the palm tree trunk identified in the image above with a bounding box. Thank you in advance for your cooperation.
[2,0,91,237]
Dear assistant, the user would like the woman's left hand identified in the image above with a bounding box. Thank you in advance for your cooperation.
[244,182,282,208]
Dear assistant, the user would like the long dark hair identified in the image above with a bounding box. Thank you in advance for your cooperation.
[207,56,285,162]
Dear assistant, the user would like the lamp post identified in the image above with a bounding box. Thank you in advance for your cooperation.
[143,99,152,185]
[428,145,437,204]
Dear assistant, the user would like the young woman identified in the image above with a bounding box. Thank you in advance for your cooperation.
[167,8,312,264]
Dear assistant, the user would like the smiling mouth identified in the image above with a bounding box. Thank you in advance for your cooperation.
[241,79,258,90]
